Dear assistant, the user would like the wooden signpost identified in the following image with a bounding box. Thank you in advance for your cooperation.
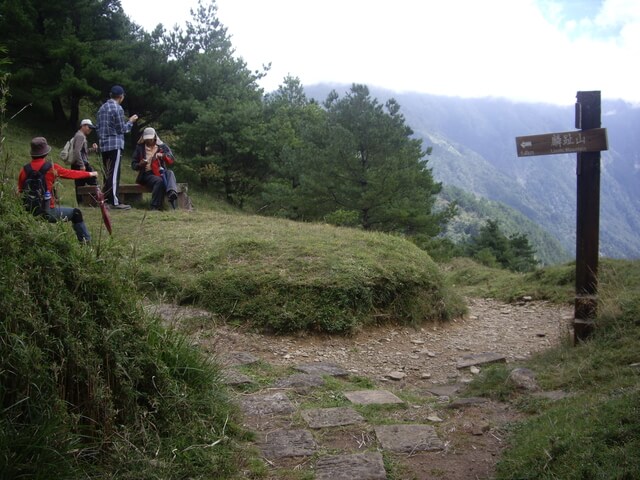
[516,91,608,343]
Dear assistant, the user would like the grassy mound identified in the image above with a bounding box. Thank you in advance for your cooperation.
[461,257,640,479]
[0,192,243,479]
[89,209,466,334]
[443,256,575,303]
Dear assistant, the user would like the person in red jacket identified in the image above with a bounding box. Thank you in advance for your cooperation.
[131,127,178,210]
[18,137,98,242]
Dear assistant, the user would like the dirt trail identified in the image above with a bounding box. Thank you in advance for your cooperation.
[164,297,573,385]
[148,298,573,479]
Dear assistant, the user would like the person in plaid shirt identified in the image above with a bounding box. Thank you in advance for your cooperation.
[96,85,138,209]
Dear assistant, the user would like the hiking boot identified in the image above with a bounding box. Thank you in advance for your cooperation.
[112,203,131,210]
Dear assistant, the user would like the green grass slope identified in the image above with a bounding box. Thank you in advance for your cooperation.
[86,208,466,334]
[0,191,244,479]
[454,257,640,479]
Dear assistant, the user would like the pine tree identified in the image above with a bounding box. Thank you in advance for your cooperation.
[296,84,448,236]
[467,220,537,272]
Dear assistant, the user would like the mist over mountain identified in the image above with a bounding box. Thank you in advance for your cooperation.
[305,84,640,260]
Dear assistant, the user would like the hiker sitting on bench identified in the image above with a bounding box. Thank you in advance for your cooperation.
[131,127,178,210]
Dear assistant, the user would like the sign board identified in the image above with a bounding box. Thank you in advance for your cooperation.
[515,128,608,157]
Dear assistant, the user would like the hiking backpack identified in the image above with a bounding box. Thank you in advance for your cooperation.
[59,136,75,163]
[22,162,53,214]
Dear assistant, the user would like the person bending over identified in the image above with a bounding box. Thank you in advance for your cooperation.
[131,127,178,210]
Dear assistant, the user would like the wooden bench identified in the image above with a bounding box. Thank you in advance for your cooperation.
[77,183,192,210]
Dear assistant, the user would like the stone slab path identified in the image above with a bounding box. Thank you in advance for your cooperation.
[343,389,404,405]
[374,424,444,453]
[301,407,364,428]
[150,298,573,479]
[227,355,454,478]
[259,429,317,459]
[315,452,387,480]
[239,392,296,416]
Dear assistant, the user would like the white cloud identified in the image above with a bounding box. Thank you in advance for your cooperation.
[121,0,640,105]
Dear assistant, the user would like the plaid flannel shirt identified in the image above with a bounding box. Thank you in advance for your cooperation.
[97,99,133,152]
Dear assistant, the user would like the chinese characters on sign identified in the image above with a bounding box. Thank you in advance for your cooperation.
[550,132,587,149]
[515,128,608,157]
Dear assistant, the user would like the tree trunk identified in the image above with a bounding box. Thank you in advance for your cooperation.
[51,97,67,125]
[362,208,371,230]
[69,93,81,131]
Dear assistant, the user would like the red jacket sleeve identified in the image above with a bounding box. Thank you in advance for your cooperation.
[17,168,27,192]
[162,144,174,166]
[52,163,94,180]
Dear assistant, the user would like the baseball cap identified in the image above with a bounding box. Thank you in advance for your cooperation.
[110,85,125,96]
[80,119,96,129]
[142,127,157,140]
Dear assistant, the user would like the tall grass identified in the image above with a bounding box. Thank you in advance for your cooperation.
[0,186,243,478]
[460,257,640,479]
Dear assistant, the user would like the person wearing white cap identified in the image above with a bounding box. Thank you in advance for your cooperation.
[131,127,178,210]
[70,118,99,204]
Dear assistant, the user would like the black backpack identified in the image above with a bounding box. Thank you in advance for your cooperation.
[22,162,53,215]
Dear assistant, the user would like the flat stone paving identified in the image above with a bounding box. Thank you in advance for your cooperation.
[344,389,404,405]
[374,424,444,453]
[315,452,387,480]
[295,362,349,377]
[446,397,489,409]
[239,392,296,416]
[425,384,463,397]
[260,429,317,459]
[301,407,364,428]
[456,352,506,369]
[226,354,453,477]
[222,369,254,386]
[224,351,260,366]
[274,373,325,388]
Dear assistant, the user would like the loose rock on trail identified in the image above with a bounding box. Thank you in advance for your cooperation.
[147,297,573,479]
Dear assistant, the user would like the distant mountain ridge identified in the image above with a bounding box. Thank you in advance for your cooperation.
[305,84,640,260]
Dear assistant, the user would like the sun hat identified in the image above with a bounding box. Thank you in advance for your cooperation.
[30,137,51,157]
[80,119,96,129]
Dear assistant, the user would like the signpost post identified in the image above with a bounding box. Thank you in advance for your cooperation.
[515,91,607,344]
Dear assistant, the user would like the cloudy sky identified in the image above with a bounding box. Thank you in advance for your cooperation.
[120,0,640,105]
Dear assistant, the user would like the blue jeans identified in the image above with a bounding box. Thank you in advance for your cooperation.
[44,204,91,242]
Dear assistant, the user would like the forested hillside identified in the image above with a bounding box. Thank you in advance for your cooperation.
[3,0,602,267]
[306,85,640,259]
[439,185,570,265]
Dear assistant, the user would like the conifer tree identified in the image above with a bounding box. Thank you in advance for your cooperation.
[296,84,448,236]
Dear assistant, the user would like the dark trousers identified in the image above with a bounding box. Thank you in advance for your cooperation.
[139,172,165,209]
[102,149,123,205]
[72,162,98,204]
